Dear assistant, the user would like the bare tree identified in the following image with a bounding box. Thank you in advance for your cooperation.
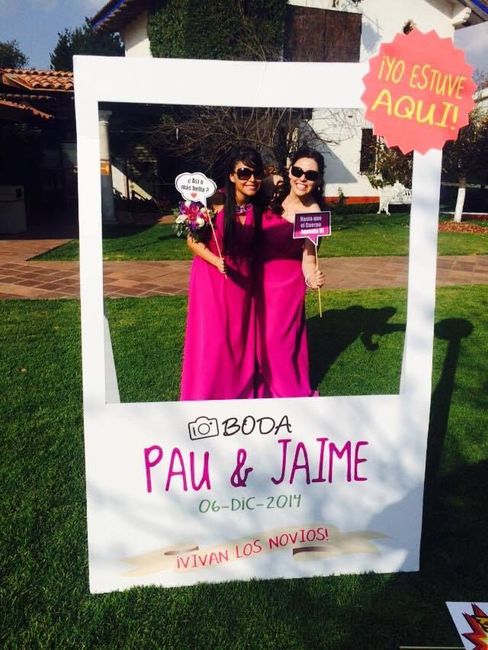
[147,105,316,178]
[473,69,488,91]
[361,136,413,189]
[442,107,488,222]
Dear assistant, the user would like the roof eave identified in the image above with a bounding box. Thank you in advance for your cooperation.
[90,0,149,33]
[457,0,488,24]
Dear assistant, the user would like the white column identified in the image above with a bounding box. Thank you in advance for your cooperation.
[98,110,116,224]
[453,184,466,223]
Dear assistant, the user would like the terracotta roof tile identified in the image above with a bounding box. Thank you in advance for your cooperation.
[0,99,53,120]
[0,68,73,92]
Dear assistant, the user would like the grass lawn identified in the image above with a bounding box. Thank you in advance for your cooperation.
[35,213,488,262]
[104,289,407,402]
[1,285,487,648]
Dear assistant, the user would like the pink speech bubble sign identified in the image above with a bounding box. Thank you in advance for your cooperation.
[293,211,331,245]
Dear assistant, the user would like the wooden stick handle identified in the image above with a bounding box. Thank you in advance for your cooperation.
[208,216,223,259]
[206,205,226,278]
[315,243,322,318]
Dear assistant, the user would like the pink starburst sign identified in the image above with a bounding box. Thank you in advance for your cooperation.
[361,29,476,154]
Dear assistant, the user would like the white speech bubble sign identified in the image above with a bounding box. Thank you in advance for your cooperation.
[175,172,217,204]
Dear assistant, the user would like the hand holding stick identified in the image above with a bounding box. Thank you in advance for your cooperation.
[305,256,325,317]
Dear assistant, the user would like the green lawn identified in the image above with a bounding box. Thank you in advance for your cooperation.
[105,289,407,402]
[35,213,488,261]
[436,227,488,255]
[1,286,487,648]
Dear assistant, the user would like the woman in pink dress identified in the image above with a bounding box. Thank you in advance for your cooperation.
[180,147,264,400]
[256,147,325,398]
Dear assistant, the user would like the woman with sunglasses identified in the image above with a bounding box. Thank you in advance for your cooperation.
[256,147,325,398]
[181,146,264,400]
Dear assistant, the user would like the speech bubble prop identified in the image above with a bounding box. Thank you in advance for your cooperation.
[175,172,217,203]
[293,211,331,246]
[361,29,476,154]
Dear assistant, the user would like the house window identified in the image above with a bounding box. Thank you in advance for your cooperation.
[285,7,361,62]
[359,128,377,172]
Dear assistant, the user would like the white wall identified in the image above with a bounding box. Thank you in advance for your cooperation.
[475,87,488,111]
[359,0,466,60]
[121,11,151,57]
[118,0,473,200]
[287,0,360,13]
[303,108,374,199]
[295,0,471,199]
[121,1,469,60]
[112,164,153,200]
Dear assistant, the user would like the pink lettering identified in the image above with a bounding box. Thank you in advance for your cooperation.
[271,437,369,485]
[143,446,211,494]
[144,445,163,493]
[354,441,369,481]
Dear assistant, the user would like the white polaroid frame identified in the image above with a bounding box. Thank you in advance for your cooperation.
[74,56,440,593]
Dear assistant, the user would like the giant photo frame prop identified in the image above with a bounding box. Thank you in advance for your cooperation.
[75,56,440,593]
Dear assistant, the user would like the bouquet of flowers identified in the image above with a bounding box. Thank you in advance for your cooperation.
[174,200,213,242]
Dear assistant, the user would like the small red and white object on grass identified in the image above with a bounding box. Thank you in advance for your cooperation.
[361,29,476,154]
[293,211,331,317]
[446,602,488,650]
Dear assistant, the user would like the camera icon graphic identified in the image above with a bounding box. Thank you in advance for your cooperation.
[188,416,220,441]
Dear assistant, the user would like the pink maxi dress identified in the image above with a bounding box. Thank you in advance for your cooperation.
[256,209,315,398]
[180,206,256,400]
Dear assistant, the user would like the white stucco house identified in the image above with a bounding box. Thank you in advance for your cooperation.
[90,0,487,206]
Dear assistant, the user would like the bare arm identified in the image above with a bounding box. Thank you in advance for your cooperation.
[301,240,324,289]
[187,235,227,275]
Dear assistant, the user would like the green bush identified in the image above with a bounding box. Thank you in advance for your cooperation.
[148,0,287,61]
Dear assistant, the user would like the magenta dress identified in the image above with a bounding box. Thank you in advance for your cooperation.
[180,206,256,400]
[256,209,315,398]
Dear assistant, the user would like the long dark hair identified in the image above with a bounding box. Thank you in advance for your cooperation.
[223,146,264,255]
[270,147,326,214]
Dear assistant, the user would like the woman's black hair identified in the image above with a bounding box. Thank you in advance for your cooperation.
[270,146,327,214]
[223,146,265,255]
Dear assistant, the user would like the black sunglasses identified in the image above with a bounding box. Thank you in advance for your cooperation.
[290,166,320,182]
[235,167,264,181]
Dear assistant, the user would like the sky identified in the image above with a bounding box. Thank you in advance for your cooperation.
[0,0,487,73]
[0,0,101,69]
[454,20,488,77]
